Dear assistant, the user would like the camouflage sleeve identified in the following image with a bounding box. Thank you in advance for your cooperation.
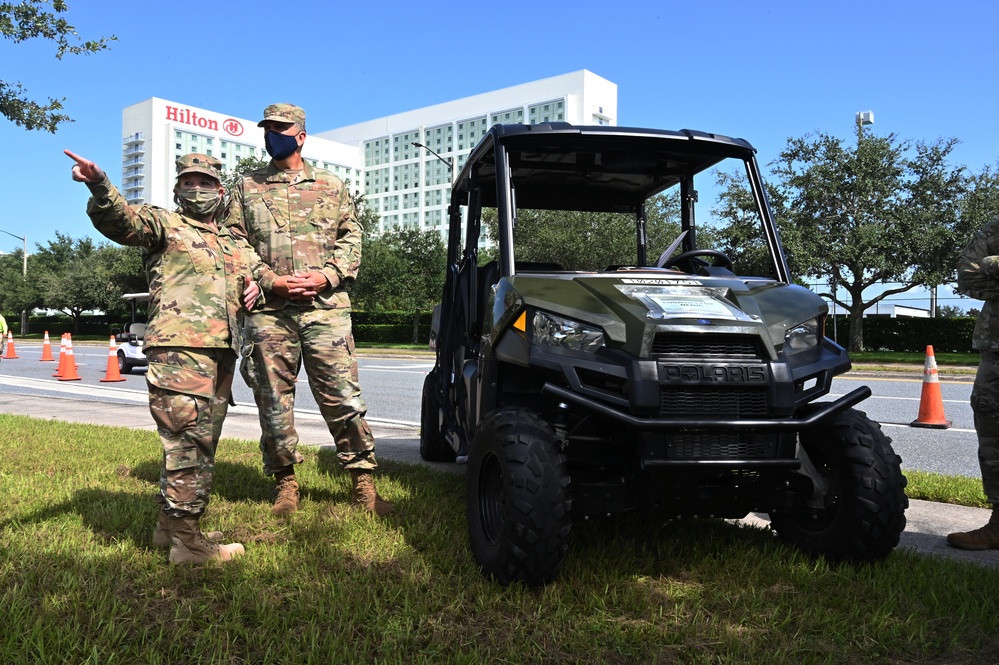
[957,219,999,302]
[234,233,278,294]
[322,187,362,288]
[85,177,167,249]
[223,177,249,240]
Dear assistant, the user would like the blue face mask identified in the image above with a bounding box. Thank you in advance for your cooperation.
[265,130,299,160]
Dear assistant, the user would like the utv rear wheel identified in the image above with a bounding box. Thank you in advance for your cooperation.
[420,370,455,462]
[467,408,571,587]
[770,408,908,562]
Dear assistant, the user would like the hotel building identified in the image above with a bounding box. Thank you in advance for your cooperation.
[120,70,617,240]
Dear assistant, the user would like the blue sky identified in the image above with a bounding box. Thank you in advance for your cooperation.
[3,0,996,310]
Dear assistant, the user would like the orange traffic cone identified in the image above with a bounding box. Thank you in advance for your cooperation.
[58,335,81,381]
[4,331,17,359]
[40,331,55,362]
[53,334,69,377]
[911,345,951,429]
[100,336,125,382]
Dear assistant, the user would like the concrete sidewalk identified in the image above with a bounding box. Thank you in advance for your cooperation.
[1,390,997,569]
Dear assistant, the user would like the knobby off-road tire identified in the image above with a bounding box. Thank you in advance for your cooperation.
[770,408,908,562]
[420,370,456,462]
[467,408,572,587]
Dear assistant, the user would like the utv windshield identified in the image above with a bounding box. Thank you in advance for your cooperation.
[461,125,783,279]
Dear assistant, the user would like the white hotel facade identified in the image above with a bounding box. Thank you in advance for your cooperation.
[120,70,617,239]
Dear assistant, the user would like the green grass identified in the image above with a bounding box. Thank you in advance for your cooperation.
[905,470,990,508]
[2,414,999,664]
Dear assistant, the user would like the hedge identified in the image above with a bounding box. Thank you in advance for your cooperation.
[828,315,977,353]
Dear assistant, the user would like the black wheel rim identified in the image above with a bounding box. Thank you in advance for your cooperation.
[477,451,505,546]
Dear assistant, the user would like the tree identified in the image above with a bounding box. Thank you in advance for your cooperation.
[2,1,115,132]
[936,304,966,318]
[32,232,107,333]
[94,243,146,317]
[0,247,39,329]
[221,156,268,194]
[351,229,446,342]
[760,124,967,352]
[482,192,682,271]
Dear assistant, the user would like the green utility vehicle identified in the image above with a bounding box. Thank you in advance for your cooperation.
[422,123,907,587]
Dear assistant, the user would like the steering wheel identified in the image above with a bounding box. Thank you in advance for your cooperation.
[661,249,734,273]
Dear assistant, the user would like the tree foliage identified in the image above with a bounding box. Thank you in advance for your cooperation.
[17,232,145,333]
[351,229,445,342]
[221,156,268,194]
[1,0,116,132]
[482,193,682,271]
[717,124,968,351]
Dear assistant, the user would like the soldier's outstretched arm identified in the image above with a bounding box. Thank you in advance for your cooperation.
[65,149,166,249]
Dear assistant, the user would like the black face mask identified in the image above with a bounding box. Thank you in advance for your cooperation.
[265,130,299,160]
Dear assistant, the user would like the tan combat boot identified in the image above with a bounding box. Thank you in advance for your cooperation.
[152,510,223,550]
[947,508,999,550]
[167,515,244,565]
[350,469,394,516]
[272,469,300,516]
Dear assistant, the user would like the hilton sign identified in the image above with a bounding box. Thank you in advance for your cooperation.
[165,105,244,137]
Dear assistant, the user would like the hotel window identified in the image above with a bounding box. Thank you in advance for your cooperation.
[176,143,182,150]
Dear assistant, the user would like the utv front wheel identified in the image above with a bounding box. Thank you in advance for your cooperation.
[467,408,571,587]
[419,370,455,462]
[770,408,908,562]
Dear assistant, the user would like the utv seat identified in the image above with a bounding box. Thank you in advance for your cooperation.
[125,322,146,344]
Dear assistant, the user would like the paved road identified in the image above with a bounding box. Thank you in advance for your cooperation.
[1,343,997,569]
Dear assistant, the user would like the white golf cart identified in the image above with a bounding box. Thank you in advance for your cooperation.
[115,292,149,374]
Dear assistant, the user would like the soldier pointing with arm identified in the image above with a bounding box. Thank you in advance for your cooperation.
[66,149,268,564]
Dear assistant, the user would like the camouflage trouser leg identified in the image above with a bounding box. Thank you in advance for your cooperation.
[147,347,237,517]
[972,351,999,504]
[241,310,306,476]
[300,308,377,470]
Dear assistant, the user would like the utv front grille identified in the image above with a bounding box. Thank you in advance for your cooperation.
[661,388,768,416]
[651,334,762,359]
[668,431,776,459]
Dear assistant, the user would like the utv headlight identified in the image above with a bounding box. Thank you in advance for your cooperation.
[532,311,605,353]
[784,317,821,354]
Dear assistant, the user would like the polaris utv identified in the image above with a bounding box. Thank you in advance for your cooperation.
[422,123,907,587]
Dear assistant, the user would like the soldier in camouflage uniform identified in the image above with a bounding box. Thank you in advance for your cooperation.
[949,217,999,549]
[66,149,269,564]
[227,103,392,517]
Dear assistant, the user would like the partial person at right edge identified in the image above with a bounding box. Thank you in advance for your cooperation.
[225,103,393,518]
[949,217,999,550]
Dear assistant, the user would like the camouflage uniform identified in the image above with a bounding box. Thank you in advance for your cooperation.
[957,217,999,504]
[85,154,267,517]
[227,104,376,474]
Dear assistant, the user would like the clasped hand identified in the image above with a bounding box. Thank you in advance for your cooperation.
[272,271,332,302]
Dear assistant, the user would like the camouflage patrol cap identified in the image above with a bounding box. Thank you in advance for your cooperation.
[175,153,223,181]
[257,103,306,131]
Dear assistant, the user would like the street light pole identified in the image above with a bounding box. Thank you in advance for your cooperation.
[0,228,28,334]
[412,141,453,176]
